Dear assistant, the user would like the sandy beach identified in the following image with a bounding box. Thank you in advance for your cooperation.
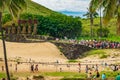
[0,40,67,63]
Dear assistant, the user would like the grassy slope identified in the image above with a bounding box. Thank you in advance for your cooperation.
[3,0,56,16]
[81,49,120,59]
[81,18,117,36]
[81,18,120,41]
[23,0,56,16]
[2,0,59,27]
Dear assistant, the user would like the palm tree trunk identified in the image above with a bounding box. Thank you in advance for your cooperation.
[100,6,102,37]
[0,12,10,80]
[117,12,120,35]
[90,13,93,38]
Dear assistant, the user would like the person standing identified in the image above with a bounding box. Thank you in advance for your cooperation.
[15,64,18,72]
[60,68,62,72]
[96,71,100,78]
[102,73,106,80]
[85,65,88,73]
[31,64,34,72]
[78,62,81,73]
[95,64,98,71]
[115,73,120,80]
[2,66,4,71]
[35,64,38,71]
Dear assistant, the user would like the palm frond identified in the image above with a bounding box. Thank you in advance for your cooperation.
[8,0,27,18]
[103,0,117,24]
[89,0,101,13]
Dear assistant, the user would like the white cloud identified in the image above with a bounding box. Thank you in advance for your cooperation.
[32,0,90,12]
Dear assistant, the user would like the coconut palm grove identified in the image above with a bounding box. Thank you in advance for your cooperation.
[0,0,120,80]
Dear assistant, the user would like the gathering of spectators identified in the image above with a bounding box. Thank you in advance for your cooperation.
[56,36,120,49]
[56,37,120,49]
[79,39,120,49]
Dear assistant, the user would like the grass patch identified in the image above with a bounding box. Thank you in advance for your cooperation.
[11,72,35,77]
[1,71,120,79]
[67,60,79,63]
[33,75,44,80]
[61,77,86,80]
[0,72,6,78]
[83,49,109,59]
[86,50,106,55]
[99,54,109,59]
[43,72,87,78]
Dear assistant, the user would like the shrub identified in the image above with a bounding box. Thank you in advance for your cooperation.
[97,28,109,37]
[33,75,44,80]
[68,60,79,63]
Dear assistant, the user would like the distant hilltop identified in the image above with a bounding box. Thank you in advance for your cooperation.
[59,11,86,18]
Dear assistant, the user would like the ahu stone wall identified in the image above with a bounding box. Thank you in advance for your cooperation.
[53,42,92,59]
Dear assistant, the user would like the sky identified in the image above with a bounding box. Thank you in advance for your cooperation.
[32,0,90,18]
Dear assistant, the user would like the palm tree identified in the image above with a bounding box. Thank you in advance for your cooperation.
[0,0,26,79]
[89,0,120,35]
[83,8,98,37]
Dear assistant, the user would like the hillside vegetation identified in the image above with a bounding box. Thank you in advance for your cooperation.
[80,17,120,41]
[2,0,120,41]
[3,0,55,16]
[23,0,56,16]
[2,0,82,39]
[81,18,116,36]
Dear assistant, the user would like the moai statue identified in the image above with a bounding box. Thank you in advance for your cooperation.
[4,27,8,35]
[33,24,37,35]
[21,26,26,34]
[21,20,27,34]
[28,25,31,34]
[28,19,32,34]
[8,27,11,34]
[17,26,21,34]
[17,20,21,34]
[11,23,16,34]
[33,19,38,35]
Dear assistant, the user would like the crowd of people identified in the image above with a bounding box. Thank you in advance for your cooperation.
[86,71,120,80]
[30,64,39,72]
[56,37,120,49]
[84,64,120,80]
[79,39,120,49]
[1,62,120,80]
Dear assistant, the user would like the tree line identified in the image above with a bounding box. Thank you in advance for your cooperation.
[3,13,82,39]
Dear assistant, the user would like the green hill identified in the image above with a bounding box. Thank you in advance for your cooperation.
[81,18,116,36]
[80,17,120,41]
[3,0,56,16]
[1,0,82,39]
[2,0,59,27]
[23,0,56,16]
